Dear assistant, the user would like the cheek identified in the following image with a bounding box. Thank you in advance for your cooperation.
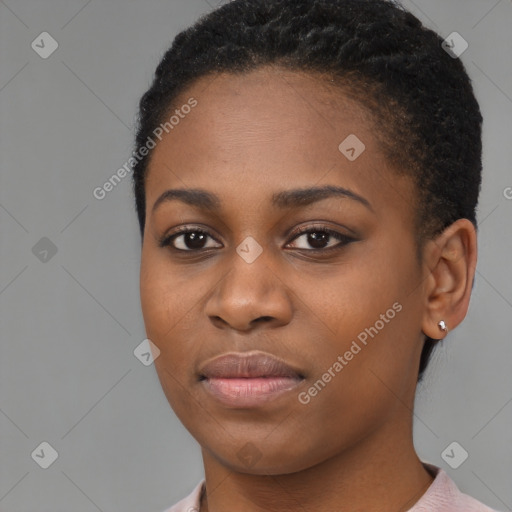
[299,241,423,401]
[139,248,216,385]
[140,260,172,342]
[140,255,198,414]
[139,250,191,362]
[299,251,405,345]
[140,242,197,333]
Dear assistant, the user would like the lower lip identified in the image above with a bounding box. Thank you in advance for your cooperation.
[201,376,303,407]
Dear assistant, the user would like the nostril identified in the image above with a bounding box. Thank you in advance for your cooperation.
[256,316,273,323]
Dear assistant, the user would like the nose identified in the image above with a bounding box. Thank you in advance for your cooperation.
[204,249,293,332]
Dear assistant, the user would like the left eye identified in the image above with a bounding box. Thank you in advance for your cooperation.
[286,227,354,251]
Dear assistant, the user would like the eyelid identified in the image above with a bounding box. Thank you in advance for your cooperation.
[286,223,356,242]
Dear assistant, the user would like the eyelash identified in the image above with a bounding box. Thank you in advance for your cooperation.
[159,224,356,254]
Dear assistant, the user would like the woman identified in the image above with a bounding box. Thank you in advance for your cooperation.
[132,0,499,510]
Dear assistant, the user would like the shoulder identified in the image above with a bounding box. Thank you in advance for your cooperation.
[410,463,501,512]
[160,468,501,512]
[160,480,205,512]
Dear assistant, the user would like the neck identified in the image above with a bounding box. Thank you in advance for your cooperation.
[199,415,434,512]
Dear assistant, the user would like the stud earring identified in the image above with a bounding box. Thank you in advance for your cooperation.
[438,320,448,333]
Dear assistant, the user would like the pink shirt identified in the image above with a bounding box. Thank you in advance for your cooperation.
[162,464,499,512]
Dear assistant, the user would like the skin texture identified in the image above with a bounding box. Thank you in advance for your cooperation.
[139,66,477,512]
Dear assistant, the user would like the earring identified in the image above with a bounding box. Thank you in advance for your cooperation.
[438,320,448,333]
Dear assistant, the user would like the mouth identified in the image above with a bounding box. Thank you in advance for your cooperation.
[198,351,305,407]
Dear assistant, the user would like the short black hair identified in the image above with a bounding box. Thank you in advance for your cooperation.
[132,0,483,381]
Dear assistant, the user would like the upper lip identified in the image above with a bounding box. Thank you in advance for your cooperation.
[199,351,304,379]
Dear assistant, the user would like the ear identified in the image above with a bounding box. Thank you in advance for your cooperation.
[421,219,477,339]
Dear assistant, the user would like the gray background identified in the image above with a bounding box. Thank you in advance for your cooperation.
[0,0,511,511]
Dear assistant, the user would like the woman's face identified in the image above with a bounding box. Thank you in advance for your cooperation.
[140,66,428,474]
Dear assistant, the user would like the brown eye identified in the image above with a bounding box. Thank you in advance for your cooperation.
[286,226,355,252]
[160,228,222,252]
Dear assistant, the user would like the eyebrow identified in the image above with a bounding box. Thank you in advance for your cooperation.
[151,185,374,214]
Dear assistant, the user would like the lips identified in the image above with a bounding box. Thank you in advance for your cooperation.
[198,351,305,407]
[198,351,304,380]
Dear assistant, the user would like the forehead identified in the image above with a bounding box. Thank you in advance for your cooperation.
[145,66,413,219]
[156,66,375,158]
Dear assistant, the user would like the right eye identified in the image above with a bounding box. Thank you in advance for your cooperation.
[159,227,223,252]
